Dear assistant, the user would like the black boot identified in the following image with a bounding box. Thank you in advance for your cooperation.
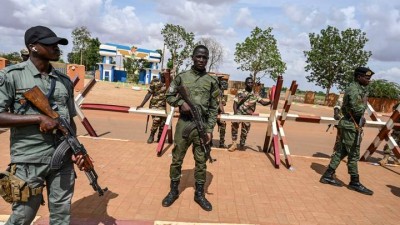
[162,180,180,207]
[348,175,373,195]
[238,140,246,151]
[219,141,227,148]
[194,182,212,211]
[320,166,342,187]
[147,132,155,144]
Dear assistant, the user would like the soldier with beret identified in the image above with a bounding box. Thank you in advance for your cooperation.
[161,45,219,211]
[137,73,167,143]
[20,48,29,62]
[0,25,85,224]
[320,66,374,196]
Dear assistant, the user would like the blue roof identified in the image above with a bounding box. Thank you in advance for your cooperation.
[105,43,131,50]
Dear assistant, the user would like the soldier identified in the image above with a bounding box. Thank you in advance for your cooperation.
[320,67,374,196]
[20,48,30,62]
[0,26,85,225]
[228,77,271,151]
[216,75,228,148]
[137,73,167,143]
[331,92,344,152]
[161,45,219,211]
[379,102,400,165]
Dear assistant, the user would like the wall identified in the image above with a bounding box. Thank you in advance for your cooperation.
[0,58,8,70]
[66,64,85,91]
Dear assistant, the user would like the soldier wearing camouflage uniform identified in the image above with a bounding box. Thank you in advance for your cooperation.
[332,92,344,152]
[137,74,167,143]
[0,26,85,225]
[161,45,219,211]
[320,67,374,196]
[216,75,228,148]
[228,77,271,151]
[379,102,400,165]
[20,48,30,62]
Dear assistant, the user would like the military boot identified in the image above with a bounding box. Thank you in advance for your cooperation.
[194,182,212,211]
[379,155,389,166]
[319,166,342,187]
[147,131,156,144]
[219,140,227,148]
[228,141,237,152]
[162,180,180,207]
[348,175,373,195]
[238,140,246,151]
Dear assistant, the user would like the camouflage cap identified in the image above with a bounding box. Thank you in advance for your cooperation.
[20,48,29,56]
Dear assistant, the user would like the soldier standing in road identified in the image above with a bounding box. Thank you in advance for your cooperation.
[20,48,30,62]
[0,25,85,225]
[137,73,167,143]
[161,45,219,211]
[320,67,374,195]
[228,77,271,152]
[331,92,344,152]
[379,102,400,165]
[215,75,228,148]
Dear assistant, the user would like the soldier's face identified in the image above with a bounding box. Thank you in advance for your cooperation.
[31,43,61,61]
[358,74,372,86]
[245,79,254,89]
[192,48,209,71]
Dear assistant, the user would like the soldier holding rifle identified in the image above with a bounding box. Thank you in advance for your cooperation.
[0,26,86,225]
[320,67,374,195]
[161,45,219,211]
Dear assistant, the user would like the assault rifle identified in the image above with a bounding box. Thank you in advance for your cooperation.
[23,86,108,196]
[176,86,216,163]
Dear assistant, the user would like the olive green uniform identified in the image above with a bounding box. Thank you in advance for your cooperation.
[0,60,76,225]
[148,78,167,137]
[166,68,219,184]
[328,82,367,176]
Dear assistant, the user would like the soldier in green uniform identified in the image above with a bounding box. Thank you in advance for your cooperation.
[20,48,29,62]
[320,67,374,195]
[331,92,344,152]
[161,45,219,211]
[215,75,228,148]
[379,102,400,165]
[0,26,85,225]
[228,77,271,152]
[137,73,167,143]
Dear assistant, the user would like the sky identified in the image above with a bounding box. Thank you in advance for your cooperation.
[1,0,400,93]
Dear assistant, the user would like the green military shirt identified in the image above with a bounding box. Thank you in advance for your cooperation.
[234,89,263,115]
[166,68,219,133]
[148,78,166,109]
[0,59,76,164]
[339,81,368,131]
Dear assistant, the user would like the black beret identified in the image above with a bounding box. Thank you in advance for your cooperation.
[25,26,68,47]
[354,67,374,76]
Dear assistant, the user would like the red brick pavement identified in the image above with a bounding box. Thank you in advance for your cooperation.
[1,132,400,225]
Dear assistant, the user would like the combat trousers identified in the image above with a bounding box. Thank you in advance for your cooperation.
[170,118,207,184]
[150,115,166,135]
[383,132,400,155]
[328,127,360,176]
[6,163,75,225]
[217,119,226,143]
[231,121,251,142]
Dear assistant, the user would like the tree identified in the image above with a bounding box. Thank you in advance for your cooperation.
[0,52,21,64]
[69,26,91,65]
[304,25,372,102]
[161,24,195,77]
[84,38,101,71]
[198,37,224,72]
[234,26,286,82]
[368,79,400,100]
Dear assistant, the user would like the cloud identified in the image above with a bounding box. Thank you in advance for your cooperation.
[235,7,256,28]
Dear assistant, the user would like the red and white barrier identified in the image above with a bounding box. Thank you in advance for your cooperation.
[156,106,175,156]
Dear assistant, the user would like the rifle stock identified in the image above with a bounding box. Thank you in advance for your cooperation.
[23,86,108,196]
[176,86,215,163]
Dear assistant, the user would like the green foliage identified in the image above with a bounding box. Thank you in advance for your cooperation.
[84,38,101,70]
[161,24,195,76]
[234,26,286,81]
[304,25,371,96]
[0,52,21,64]
[367,79,400,100]
[123,57,146,83]
[69,26,92,66]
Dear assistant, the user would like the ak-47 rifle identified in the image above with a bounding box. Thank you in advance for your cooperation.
[23,86,108,196]
[176,86,216,163]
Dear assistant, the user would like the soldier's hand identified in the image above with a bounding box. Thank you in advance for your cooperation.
[38,115,59,134]
[206,133,212,144]
[72,154,86,171]
[180,102,191,115]
[360,117,366,127]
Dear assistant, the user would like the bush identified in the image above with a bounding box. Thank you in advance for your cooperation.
[367,79,400,100]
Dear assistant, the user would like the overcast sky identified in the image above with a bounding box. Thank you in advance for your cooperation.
[1,0,399,92]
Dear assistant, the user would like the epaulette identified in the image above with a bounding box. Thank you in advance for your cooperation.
[1,63,26,75]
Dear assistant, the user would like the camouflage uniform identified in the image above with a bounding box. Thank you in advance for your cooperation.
[216,89,227,147]
[231,89,264,146]
[332,93,344,152]
[0,60,76,224]
[380,103,400,165]
[166,68,219,184]
[148,78,167,140]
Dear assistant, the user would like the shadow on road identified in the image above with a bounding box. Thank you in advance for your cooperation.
[180,169,214,196]
[387,185,400,197]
